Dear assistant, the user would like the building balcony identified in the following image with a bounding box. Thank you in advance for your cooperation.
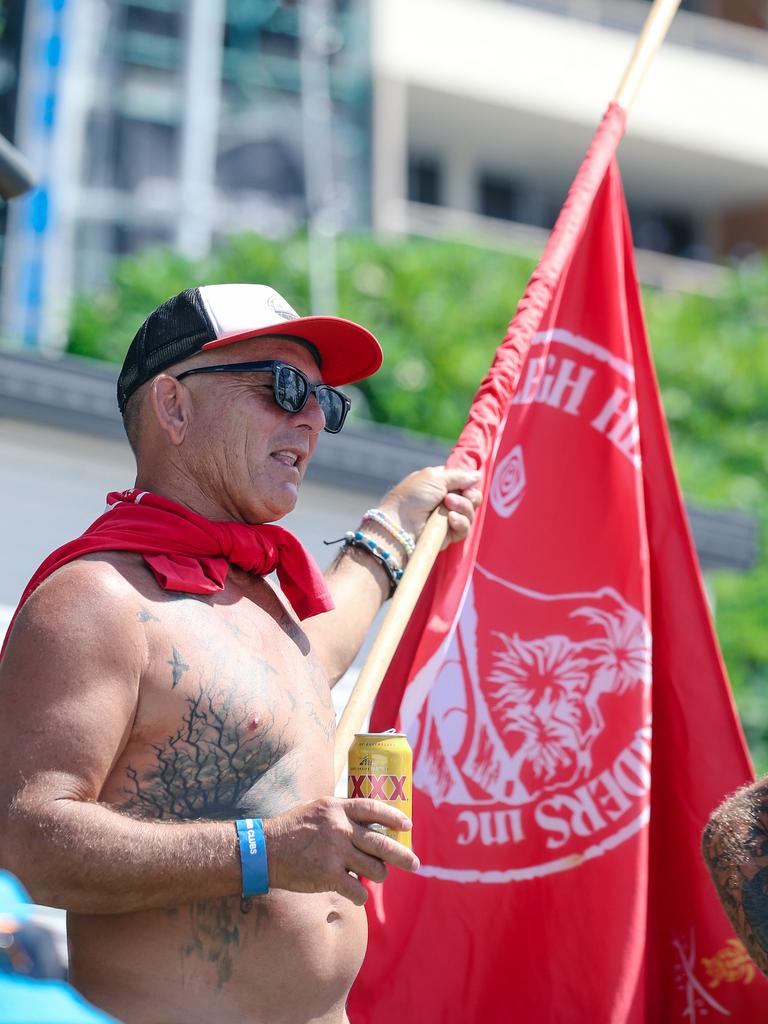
[371,0,768,256]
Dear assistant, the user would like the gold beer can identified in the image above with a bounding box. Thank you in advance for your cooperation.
[348,731,413,848]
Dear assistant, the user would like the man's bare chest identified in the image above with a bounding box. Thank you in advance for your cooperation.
[101,584,336,821]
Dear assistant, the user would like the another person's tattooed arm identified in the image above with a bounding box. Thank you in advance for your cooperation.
[702,778,768,976]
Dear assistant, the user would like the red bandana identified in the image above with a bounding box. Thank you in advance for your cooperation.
[2,489,333,658]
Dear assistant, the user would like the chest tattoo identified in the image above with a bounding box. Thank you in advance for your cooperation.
[167,646,190,689]
[123,685,289,820]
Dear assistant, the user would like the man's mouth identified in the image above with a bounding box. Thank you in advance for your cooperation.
[271,449,302,468]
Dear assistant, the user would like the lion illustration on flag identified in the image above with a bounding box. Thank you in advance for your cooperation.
[407,565,652,810]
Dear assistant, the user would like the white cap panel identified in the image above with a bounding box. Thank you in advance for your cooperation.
[198,284,300,338]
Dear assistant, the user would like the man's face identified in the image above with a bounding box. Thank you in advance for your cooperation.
[171,336,329,524]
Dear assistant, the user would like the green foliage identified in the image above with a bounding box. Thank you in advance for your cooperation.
[67,234,768,767]
[643,260,768,769]
[335,236,534,436]
[68,232,535,438]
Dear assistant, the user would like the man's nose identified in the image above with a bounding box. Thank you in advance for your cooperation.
[294,391,326,433]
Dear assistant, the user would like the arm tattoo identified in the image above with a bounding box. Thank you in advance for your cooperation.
[702,779,768,976]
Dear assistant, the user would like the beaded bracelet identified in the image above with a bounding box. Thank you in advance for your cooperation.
[362,508,416,557]
[343,530,404,595]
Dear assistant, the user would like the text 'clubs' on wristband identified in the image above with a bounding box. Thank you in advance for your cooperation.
[235,818,269,896]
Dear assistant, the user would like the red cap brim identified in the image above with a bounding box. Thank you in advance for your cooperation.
[201,315,382,386]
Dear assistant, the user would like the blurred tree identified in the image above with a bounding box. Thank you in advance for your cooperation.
[643,259,768,768]
[67,234,768,767]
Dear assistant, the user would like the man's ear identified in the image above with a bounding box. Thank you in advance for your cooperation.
[149,374,191,446]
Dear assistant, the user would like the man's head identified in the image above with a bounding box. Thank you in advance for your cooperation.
[118,284,382,523]
[117,284,381,414]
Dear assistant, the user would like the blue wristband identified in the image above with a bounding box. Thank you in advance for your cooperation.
[235,818,269,897]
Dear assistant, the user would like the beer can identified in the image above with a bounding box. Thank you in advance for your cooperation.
[348,730,413,848]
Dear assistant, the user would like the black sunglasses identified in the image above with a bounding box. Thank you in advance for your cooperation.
[175,360,351,434]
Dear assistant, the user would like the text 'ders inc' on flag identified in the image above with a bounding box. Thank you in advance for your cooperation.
[349,106,768,1023]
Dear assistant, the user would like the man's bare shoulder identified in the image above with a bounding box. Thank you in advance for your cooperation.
[30,551,150,609]
[4,553,151,665]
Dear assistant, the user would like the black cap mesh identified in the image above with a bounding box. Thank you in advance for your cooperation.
[117,289,216,412]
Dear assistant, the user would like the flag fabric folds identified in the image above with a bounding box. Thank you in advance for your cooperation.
[349,104,768,1022]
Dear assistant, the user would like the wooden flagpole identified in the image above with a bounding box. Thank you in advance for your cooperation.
[333,508,449,780]
[612,0,681,111]
[332,0,682,783]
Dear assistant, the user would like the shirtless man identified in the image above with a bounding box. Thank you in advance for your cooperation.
[0,284,482,1024]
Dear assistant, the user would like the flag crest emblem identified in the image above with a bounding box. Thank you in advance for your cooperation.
[410,570,651,881]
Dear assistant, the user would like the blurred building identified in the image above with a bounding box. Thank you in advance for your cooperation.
[376,0,768,279]
[0,0,372,349]
[0,0,767,351]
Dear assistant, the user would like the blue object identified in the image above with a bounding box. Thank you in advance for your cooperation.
[0,871,32,928]
[41,92,56,129]
[0,975,119,1023]
[29,188,49,234]
[235,818,269,896]
[46,35,62,68]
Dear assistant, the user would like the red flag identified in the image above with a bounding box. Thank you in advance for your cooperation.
[349,105,768,1022]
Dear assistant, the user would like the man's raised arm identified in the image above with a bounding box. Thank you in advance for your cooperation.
[702,779,768,976]
[305,465,482,685]
[0,560,417,914]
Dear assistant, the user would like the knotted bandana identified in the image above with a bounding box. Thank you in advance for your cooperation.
[2,489,333,658]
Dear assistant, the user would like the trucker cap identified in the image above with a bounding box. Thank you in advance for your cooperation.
[116,283,383,413]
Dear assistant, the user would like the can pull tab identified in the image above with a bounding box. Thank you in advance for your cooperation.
[383,728,398,734]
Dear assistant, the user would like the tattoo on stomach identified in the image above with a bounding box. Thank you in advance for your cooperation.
[183,895,268,992]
